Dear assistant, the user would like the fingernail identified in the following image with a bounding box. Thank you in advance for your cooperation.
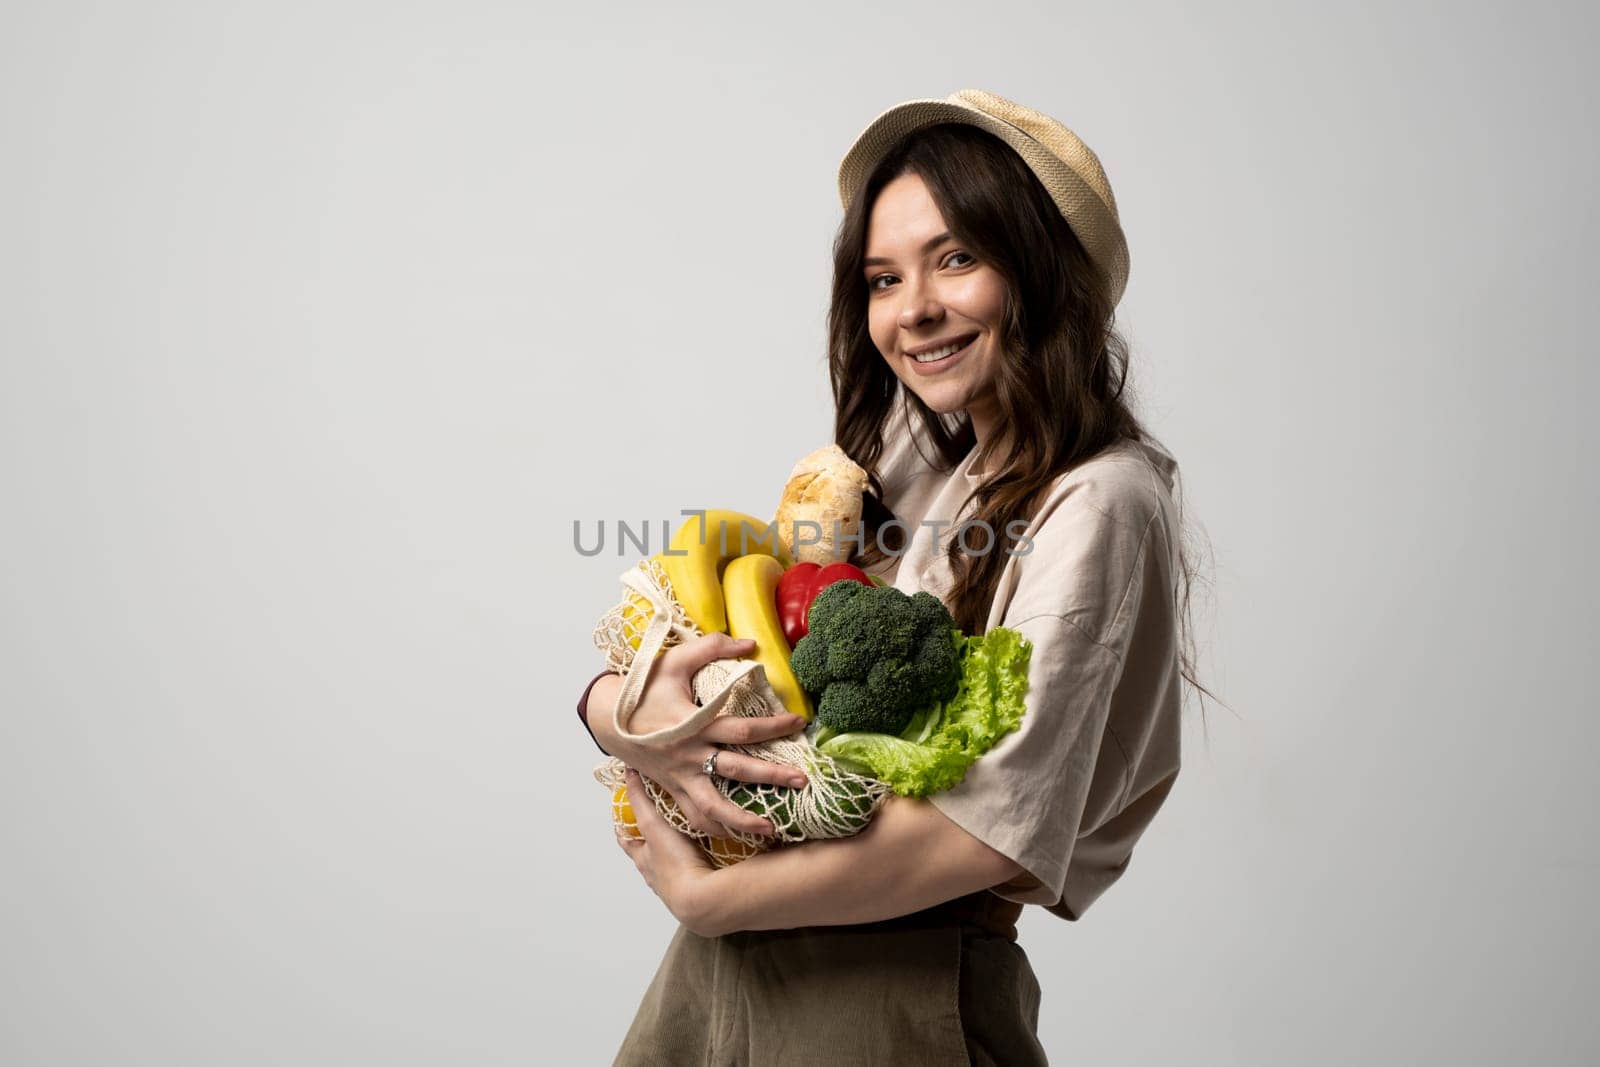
[789,776,806,788]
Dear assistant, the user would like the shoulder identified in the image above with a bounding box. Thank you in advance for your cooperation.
[1045,437,1178,533]
[997,437,1181,645]
[1062,438,1177,511]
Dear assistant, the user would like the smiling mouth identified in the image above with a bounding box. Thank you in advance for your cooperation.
[909,334,978,364]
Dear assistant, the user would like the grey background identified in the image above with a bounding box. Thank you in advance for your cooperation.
[2,1,1594,1064]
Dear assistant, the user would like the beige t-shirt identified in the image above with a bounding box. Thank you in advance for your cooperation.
[862,407,1183,922]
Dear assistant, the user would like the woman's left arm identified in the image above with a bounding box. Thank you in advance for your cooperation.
[618,768,1024,937]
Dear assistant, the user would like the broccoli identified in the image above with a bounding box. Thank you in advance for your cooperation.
[791,583,963,739]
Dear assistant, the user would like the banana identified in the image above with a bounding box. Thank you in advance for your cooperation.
[661,509,792,634]
[722,553,813,720]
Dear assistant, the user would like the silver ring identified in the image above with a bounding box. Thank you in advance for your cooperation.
[701,750,720,777]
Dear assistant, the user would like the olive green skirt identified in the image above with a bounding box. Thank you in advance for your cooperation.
[612,892,1047,1066]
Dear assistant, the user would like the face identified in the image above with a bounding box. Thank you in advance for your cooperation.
[863,172,1009,430]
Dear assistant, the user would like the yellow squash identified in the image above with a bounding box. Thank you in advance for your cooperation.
[721,553,814,720]
[662,509,793,634]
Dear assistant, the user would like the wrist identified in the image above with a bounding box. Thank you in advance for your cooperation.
[677,868,731,938]
[584,672,625,752]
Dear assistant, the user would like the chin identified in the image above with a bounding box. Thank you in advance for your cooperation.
[902,383,971,416]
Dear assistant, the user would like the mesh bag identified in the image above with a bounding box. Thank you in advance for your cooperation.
[591,556,696,675]
[591,557,891,867]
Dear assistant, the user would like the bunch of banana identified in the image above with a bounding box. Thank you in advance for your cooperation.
[661,508,792,633]
[614,508,810,721]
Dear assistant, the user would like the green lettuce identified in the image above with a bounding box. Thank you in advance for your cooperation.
[818,626,1032,797]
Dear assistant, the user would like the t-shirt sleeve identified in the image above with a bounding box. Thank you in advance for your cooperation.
[926,476,1170,909]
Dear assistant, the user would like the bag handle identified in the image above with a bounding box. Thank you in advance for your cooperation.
[609,565,767,746]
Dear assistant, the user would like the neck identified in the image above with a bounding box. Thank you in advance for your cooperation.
[967,402,1010,478]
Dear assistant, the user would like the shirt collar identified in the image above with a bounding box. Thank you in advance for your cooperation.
[959,436,1179,490]
[959,445,985,486]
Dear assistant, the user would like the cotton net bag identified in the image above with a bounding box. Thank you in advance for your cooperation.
[592,556,890,867]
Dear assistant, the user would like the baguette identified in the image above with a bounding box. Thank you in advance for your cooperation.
[774,444,870,565]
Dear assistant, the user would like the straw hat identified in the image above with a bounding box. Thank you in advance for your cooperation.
[836,88,1130,307]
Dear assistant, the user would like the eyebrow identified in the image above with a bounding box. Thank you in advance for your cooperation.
[863,231,955,268]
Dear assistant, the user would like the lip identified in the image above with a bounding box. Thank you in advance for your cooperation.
[904,332,979,356]
[905,334,977,377]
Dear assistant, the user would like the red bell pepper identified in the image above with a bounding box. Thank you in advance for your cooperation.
[775,561,874,647]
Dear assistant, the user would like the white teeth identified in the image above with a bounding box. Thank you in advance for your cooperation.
[911,337,971,363]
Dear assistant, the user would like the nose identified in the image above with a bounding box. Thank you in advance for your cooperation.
[897,273,943,331]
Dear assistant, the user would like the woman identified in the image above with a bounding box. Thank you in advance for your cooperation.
[577,89,1215,1065]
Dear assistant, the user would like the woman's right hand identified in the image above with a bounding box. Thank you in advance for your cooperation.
[585,632,811,839]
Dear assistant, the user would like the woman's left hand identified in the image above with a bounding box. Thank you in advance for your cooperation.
[618,769,718,932]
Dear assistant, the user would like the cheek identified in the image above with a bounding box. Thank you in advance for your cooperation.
[954,272,1008,328]
[867,305,896,360]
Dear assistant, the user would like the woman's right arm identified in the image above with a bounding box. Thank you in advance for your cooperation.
[579,633,812,840]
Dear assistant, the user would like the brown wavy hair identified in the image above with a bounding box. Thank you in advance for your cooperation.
[828,122,1221,719]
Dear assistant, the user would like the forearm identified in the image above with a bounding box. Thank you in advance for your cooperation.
[687,794,1024,937]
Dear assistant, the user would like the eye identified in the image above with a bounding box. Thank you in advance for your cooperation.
[867,251,970,292]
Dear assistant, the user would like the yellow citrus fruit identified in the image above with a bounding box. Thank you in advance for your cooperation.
[620,589,654,653]
[613,784,641,839]
[621,554,674,656]
[704,834,763,865]
[615,780,686,838]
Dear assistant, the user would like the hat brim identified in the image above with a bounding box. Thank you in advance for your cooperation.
[835,96,1130,307]
[837,99,1024,212]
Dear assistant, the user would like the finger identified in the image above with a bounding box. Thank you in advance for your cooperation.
[627,770,670,841]
[702,712,809,748]
[628,776,717,870]
[689,776,776,838]
[668,632,757,678]
[615,822,648,876]
[666,791,727,839]
[704,749,808,790]
[678,798,735,839]
[631,773,726,840]
[677,806,727,839]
